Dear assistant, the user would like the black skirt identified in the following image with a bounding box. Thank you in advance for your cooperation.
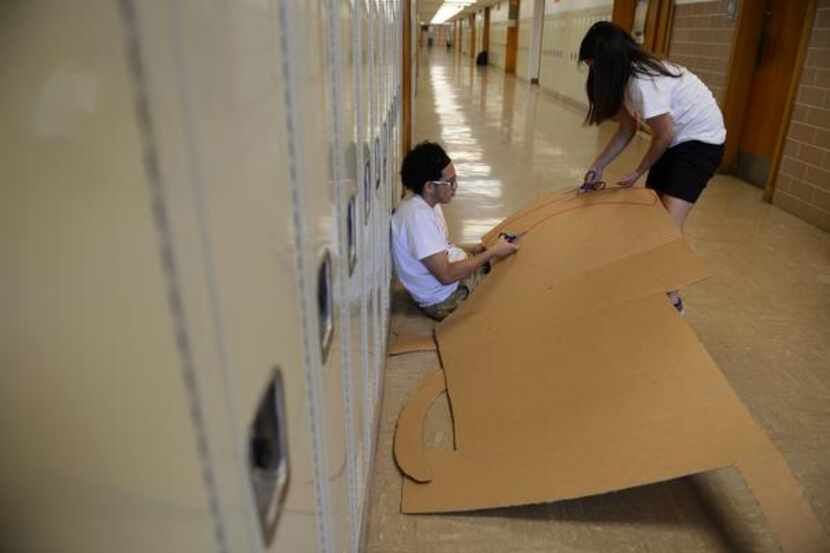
[646,140,725,203]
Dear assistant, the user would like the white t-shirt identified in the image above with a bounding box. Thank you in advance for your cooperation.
[624,63,726,147]
[390,194,467,307]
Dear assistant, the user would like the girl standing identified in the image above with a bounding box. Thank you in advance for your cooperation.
[578,21,726,313]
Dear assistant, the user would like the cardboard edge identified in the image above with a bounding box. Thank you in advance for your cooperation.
[393,368,447,483]
[388,332,438,356]
[736,433,829,553]
[401,460,736,514]
[482,188,660,245]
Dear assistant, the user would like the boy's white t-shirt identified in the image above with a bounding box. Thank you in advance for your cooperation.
[624,63,726,147]
[391,194,467,307]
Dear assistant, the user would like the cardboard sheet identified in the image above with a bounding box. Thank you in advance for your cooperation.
[394,188,827,552]
[388,331,437,356]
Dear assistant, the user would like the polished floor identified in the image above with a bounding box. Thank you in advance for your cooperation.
[366,48,830,552]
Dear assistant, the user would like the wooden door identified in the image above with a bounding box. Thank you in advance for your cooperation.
[505,0,520,73]
[737,0,811,187]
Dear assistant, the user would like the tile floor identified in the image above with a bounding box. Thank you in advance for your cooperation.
[366,48,830,553]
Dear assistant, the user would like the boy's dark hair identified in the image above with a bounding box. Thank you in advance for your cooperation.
[400,141,451,195]
[578,21,680,126]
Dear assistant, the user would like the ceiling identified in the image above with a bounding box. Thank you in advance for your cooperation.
[416,0,502,26]
[416,1,446,25]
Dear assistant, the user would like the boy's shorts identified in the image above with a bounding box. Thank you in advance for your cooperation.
[420,264,489,321]
[646,140,725,204]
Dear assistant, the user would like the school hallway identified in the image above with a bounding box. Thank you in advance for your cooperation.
[365,47,830,553]
[6,2,830,552]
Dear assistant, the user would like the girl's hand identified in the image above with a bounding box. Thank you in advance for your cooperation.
[584,168,603,184]
[580,168,605,193]
[617,171,642,188]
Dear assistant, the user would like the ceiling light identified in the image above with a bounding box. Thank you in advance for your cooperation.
[430,1,476,25]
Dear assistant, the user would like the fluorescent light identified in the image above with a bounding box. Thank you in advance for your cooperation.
[430,1,477,24]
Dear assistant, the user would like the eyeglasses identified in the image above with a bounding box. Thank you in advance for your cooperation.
[430,176,458,190]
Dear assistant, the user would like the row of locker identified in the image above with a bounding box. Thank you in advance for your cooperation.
[0,1,407,552]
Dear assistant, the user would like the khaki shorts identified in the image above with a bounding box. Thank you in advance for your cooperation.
[420,264,489,321]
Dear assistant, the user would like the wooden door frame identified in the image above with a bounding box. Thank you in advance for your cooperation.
[505,0,520,74]
[763,0,817,202]
[612,0,637,31]
[643,0,674,56]
[612,0,674,55]
[720,2,767,174]
[720,0,817,203]
[483,7,491,53]
[469,13,476,57]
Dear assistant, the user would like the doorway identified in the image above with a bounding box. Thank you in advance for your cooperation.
[735,0,812,188]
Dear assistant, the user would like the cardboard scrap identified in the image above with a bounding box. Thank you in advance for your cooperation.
[394,188,827,552]
[388,331,437,356]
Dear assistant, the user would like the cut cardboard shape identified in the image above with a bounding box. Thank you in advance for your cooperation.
[388,331,437,356]
[395,189,827,553]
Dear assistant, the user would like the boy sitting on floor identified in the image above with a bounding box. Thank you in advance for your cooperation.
[391,141,518,321]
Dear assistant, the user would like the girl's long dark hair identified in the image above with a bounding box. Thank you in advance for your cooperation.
[579,21,680,125]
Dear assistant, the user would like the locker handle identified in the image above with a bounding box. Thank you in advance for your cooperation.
[248,368,289,546]
[364,154,372,225]
[347,194,358,276]
[374,137,381,190]
[382,122,389,180]
[318,250,334,363]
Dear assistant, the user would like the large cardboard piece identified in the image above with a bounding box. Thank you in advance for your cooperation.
[394,189,826,552]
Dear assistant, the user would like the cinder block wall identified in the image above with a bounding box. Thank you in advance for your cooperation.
[668,0,737,105]
[773,1,830,231]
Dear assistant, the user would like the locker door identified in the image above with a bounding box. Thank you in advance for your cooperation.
[0,2,221,551]
[382,0,393,369]
[350,0,371,519]
[281,3,353,553]
[324,0,368,549]
[367,0,384,433]
[129,1,325,551]
[356,0,377,504]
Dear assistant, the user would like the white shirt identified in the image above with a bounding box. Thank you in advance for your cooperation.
[624,63,726,147]
[391,194,467,307]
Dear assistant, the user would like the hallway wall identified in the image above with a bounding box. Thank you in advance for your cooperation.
[475,10,484,54]
[668,0,737,105]
[772,1,830,232]
[538,0,613,108]
[516,0,536,80]
[489,1,511,69]
[461,17,471,55]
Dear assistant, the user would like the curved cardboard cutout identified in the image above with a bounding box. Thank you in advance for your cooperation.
[395,189,826,553]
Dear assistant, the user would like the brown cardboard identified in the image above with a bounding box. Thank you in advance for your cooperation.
[388,331,438,356]
[394,188,827,552]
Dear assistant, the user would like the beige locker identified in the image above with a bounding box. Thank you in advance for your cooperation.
[324,0,370,548]
[367,0,384,437]
[127,1,327,550]
[357,0,377,505]
[282,2,354,553]
[1,1,318,551]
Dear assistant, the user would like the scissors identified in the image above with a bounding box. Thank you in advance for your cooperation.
[579,169,607,194]
[498,231,527,243]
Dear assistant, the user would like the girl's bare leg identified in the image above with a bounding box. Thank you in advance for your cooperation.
[658,193,695,230]
[659,193,695,312]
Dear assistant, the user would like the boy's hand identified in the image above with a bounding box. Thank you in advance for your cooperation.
[469,242,486,255]
[489,237,519,259]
